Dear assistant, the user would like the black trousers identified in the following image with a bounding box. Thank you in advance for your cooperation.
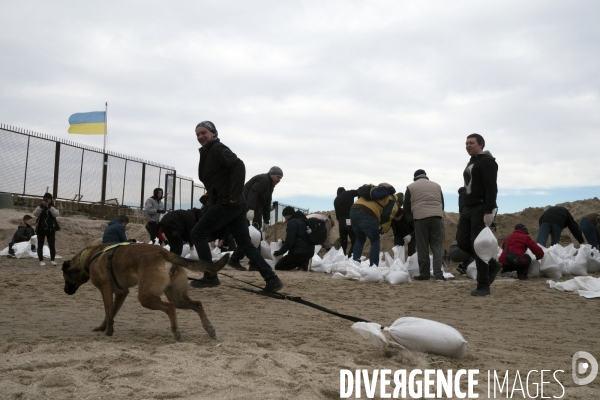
[338,221,356,256]
[37,233,56,261]
[275,252,312,271]
[457,204,491,287]
[146,221,161,244]
[502,254,532,274]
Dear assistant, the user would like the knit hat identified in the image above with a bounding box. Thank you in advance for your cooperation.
[196,121,218,138]
[515,223,529,234]
[269,166,283,176]
[43,192,53,200]
[282,206,295,216]
[413,169,427,181]
[337,187,345,195]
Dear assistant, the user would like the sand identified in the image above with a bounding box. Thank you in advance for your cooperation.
[1,200,600,399]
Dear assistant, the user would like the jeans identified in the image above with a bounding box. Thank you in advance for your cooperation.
[536,222,562,247]
[190,203,276,282]
[350,209,380,266]
[414,217,444,279]
[580,218,600,249]
[338,219,356,256]
[456,204,491,287]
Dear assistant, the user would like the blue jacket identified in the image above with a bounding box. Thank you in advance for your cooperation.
[103,218,128,243]
[279,211,315,255]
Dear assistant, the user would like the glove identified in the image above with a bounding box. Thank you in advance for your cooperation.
[157,209,166,214]
[261,224,268,234]
[403,234,411,244]
[246,210,255,222]
[483,208,497,227]
[128,239,137,243]
[273,250,283,257]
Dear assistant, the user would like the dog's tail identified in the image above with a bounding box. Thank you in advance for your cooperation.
[168,253,230,275]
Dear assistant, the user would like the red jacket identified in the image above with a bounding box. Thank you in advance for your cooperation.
[499,229,545,266]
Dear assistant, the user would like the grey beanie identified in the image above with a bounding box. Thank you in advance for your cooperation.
[269,166,283,176]
[196,121,218,138]
[413,169,427,181]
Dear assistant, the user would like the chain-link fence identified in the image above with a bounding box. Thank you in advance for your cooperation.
[270,201,310,223]
[0,125,205,210]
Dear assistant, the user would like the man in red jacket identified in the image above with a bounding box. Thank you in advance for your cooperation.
[499,224,544,280]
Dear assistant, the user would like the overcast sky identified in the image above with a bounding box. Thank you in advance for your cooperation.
[1,1,599,213]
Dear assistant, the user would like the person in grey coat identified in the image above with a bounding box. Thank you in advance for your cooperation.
[144,187,165,244]
[404,169,445,282]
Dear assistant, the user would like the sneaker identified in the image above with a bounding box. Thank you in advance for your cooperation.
[7,253,16,258]
[471,286,490,296]
[488,260,503,285]
[412,275,431,281]
[264,276,284,292]
[456,264,467,275]
[227,258,246,271]
[51,261,57,266]
[190,276,221,288]
[500,271,513,278]
[436,276,447,282]
[39,261,46,266]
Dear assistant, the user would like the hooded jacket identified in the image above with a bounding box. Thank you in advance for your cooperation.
[33,203,60,234]
[243,173,275,224]
[334,188,359,223]
[198,138,246,206]
[103,218,128,243]
[158,209,202,243]
[463,150,498,213]
[499,229,545,266]
[144,188,165,223]
[278,211,315,255]
[538,206,585,243]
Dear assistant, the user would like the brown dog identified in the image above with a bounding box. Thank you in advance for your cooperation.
[62,243,229,341]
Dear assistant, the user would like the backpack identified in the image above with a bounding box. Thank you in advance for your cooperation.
[305,218,328,245]
[357,183,396,201]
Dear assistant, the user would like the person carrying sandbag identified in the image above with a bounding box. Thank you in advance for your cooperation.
[456,134,501,297]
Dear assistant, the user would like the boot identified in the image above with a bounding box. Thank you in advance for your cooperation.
[227,258,246,271]
[264,276,284,292]
[190,273,221,288]
[488,259,502,285]
[471,285,490,296]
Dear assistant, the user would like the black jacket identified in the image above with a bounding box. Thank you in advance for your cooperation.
[198,138,246,206]
[390,208,414,239]
[34,206,60,234]
[103,218,128,243]
[539,206,585,243]
[279,211,315,255]
[11,225,35,244]
[334,189,359,223]
[159,209,202,243]
[463,151,498,213]
[243,173,274,224]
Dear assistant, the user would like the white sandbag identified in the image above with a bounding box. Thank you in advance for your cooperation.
[311,254,323,268]
[587,248,600,273]
[311,261,332,273]
[179,244,190,258]
[547,279,581,292]
[265,259,277,270]
[377,266,390,278]
[260,240,273,260]
[540,252,563,279]
[333,248,346,263]
[392,245,405,262]
[185,248,199,260]
[248,226,261,248]
[385,270,411,284]
[211,242,222,258]
[313,244,322,255]
[352,322,387,348]
[384,252,394,268]
[406,253,419,277]
[345,264,362,280]
[567,248,588,276]
[270,239,284,263]
[474,227,499,263]
[359,267,384,283]
[384,317,467,359]
[389,258,407,272]
[466,261,477,280]
[528,259,541,278]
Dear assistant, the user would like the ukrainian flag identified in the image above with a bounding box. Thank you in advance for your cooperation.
[68,111,106,135]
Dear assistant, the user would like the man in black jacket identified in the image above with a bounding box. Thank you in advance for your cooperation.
[159,209,203,255]
[273,206,315,270]
[333,187,358,255]
[456,133,501,297]
[228,166,283,271]
[7,215,36,257]
[188,121,283,292]
[536,206,585,247]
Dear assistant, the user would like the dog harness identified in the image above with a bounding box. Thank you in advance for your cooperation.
[79,242,132,290]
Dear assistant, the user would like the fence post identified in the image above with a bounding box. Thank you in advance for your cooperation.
[171,172,177,210]
[53,142,60,199]
[273,201,279,224]
[190,182,194,209]
[140,163,146,208]
[121,159,128,206]
[101,153,108,204]
[22,135,31,195]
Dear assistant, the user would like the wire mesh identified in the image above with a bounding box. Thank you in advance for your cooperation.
[57,145,83,200]
[24,136,55,196]
[192,184,206,209]
[178,178,194,210]
[164,173,175,211]
[105,155,126,204]
[123,160,143,208]
[144,165,162,203]
[79,150,103,203]
[0,128,29,194]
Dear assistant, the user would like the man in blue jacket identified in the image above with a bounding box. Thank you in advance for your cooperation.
[103,215,133,243]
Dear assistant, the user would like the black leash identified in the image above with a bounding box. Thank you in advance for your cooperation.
[188,272,370,324]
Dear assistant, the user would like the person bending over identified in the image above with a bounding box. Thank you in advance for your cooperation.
[499,224,544,280]
[273,206,315,271]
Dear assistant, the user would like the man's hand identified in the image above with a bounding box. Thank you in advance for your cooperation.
[483,208,497,227]
[273,250,283,257]
[246,209,254,222]
[403,234,411,244]
[157,209,166,214]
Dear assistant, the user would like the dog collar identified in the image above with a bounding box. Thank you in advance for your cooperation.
[78,250,90,278]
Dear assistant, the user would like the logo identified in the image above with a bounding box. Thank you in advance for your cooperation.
[572,351,598,386]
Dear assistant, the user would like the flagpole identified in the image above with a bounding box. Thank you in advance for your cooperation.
[103,102,108,153]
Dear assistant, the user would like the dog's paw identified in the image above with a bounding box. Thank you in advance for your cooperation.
[204,324,217,340]
[174,329,182,341]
